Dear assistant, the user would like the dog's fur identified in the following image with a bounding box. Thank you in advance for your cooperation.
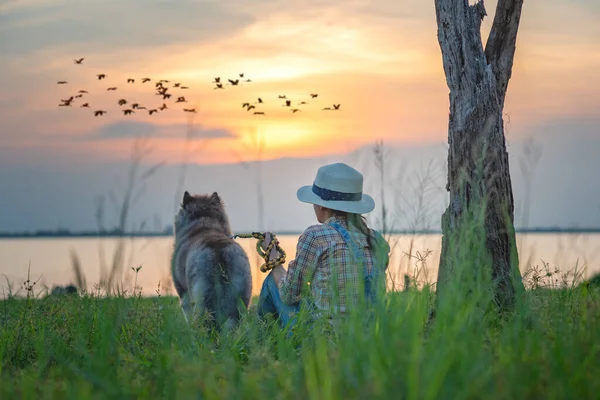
[171,191,252,330]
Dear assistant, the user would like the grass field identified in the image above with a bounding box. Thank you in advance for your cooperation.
[1,268,599,399]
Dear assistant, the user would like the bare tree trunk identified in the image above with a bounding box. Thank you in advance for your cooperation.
[434,0,526,313]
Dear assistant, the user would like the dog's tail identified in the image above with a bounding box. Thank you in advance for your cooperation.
[204,246,246,329]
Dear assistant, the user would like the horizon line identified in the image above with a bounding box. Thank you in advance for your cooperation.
[1,226,600,239]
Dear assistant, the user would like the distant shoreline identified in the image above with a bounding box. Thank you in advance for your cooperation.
[1,227,599,239]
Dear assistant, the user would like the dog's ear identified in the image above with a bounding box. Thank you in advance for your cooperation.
[210,192,221,204]
[182,191,193,207]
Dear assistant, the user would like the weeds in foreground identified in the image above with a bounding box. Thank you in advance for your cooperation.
[22,263,42,299]
[0,269,598,399]
[67,136,163,297]
[361,139,446,292]
[231,129,268,271]
[1,208,599,398]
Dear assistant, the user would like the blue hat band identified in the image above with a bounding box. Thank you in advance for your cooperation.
[312,184,362,202]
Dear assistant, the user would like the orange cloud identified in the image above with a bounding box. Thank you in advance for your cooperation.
[1,0,599,167]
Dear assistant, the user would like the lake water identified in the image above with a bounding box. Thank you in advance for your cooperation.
[1,233,599,298]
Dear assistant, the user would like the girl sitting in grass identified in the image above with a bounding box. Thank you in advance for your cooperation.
[257,162,391,329]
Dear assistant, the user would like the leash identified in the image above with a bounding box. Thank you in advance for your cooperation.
[230,232,286,272]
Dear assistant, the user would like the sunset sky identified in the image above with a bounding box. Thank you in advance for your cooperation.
[1,0,599,232]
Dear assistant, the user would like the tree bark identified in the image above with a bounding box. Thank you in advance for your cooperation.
[434,0,525,312]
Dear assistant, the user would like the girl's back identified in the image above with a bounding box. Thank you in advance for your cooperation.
[278,215,390,318]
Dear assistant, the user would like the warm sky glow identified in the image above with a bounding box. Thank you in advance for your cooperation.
[1,0,599,167]
[1,0,600,233]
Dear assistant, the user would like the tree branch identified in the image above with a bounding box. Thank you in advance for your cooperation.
[484,0,524,107]
[434,0,489,129]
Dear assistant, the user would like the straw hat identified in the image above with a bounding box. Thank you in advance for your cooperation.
[296,162,375,214]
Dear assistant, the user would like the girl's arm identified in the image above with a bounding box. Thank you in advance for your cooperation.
[278,229,322,305]
[270,264,286,289]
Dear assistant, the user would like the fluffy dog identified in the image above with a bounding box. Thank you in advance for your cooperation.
[171,191,252,330]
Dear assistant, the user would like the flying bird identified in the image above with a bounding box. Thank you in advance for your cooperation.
[176,96,187,103]
[278,95,286,99]
[247,105,256,111]
[242,102,250,109]
[123,109,134,115]
[118,99,127,106]
[58,103,71,107]
[75,94,83,98]
[106,87,117,91]
[57,81,68,84]
[213,77,221,83]
[162,93,171,100]
[173,82,181,87]
[78,90,88,94]
[244,79,252,82]
[137,106,147,110]
[81,103,90,108]
[256,98,263,104]
[73,58,84,64]
[142,78,151,83]
[310,94,318,98]
[183,108,196,113]
[180,86,189,89]
[148,109,158,115]
[159,103,168,110]
[239,73,244,78]
[322,107,332,110]
[333,104,341,110]
[298,101,307,105]
[127,78,135,83]
[97,74,106,80]
[214,83,224,90]
[159,79,170,83]
[291,109,301,113]
[253,111,265,115]
[94,110,107,116]
[131,103,140,109]
[283,100,291,107]
[228,79,239,86]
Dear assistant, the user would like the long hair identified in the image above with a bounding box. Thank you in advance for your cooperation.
[331,210,374,249]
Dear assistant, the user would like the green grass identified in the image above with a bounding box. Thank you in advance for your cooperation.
[1,275,599,399]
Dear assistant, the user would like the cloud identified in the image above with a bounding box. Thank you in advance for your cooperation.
[87,121,158,139]
[0,0,255,55]
[80,120,235,141]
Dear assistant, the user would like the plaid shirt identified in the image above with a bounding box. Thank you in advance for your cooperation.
[279,216,390,317]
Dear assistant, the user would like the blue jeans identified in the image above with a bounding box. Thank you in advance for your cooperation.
[257,272,301,329]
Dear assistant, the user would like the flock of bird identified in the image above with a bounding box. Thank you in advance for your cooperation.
[239,93,341,116]
[56,58,199,117]
[56,57,342,118]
